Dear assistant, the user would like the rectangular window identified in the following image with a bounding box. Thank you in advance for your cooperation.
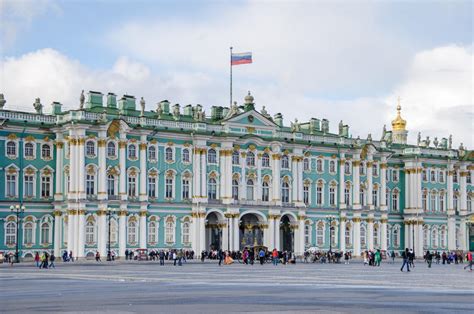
[41,176,51,198]
[86,175,95,195]
[182,179,190,200]
[329,187,335,206]
[165,178,173,198]
[303,186,309,205]
[128,176,136,197]
[6,175,16,197]
[316,186,323,206]
[24,175,34,198]
[148,177,156,198]
[107,175,115,196]
[392,193,398,211]
[392,170,399,182]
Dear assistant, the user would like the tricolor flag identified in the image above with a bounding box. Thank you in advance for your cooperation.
[231,52,252,65]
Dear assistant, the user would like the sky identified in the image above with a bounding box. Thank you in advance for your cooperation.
[0,0,472,147]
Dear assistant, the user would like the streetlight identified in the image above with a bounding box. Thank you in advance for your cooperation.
[325,215,337,253]
[107,208,115,261]
[10,204,25,263]
[408,217,417,256]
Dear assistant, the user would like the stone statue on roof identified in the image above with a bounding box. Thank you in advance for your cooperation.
[172,104,180,120]
[367,133,372,143]
[417,132,421,146]
[448,135,452,149]
[79,90,85,110]
[433,137,439,148]
[339,120,343,135]
[261,105,269,118]
[291,118,301,132]
[425,136,430,147]
[140,97,146,117]
[0,94,5,109]
[156,102,163,117]
[225,101,239,119]
[355,136,361,147]
[33,98,42,114]
[459,143,465,157]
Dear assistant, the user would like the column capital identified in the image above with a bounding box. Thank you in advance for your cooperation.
[139,210,148,217]
[53,210,62,217]
[118,210,128,216]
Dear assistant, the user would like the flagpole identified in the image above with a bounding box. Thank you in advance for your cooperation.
[230,46,233,106]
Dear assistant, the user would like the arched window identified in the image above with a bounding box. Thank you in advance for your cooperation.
[360,225,367,248]
[373,225,379,247]
[262,181,269,202]
[148,146,156,160]
[422,169,428,182]
[372,164,379,176]
[165,217,175,243]
[246,179,254,200]
[148,175,157,198]
[344,161,351,175]
[467,172,472,184]
[303,158,310,171]
[304,224,311,246]
[432,228,439,248]
[392,190,399,211]
[386,226,391,248]
[329,160,336,173]
[165,147,173,161]
[232,151,240,165]
[41,222,51,244]
[246,151,255,166]
[316,159,323,172]
[232,179,239,200]
[422,190,427,211]
[86,141,95,157]
[107,175,116,196]
[182,221,190,244]
[24,222,33,245]
[423,226,429,248]
[281,155,289,169]
[148,221,157,243]
[165,175,173,198]
[24,173,34,198]
[208,178,217,200]
[439,192,445,212]
[439,170,445,183]
[128,144,137,159]
[127,220,137,244]
[359,162,366,176]
[25,142,34,158]
[345,224,352,247]
[372,189,378,207]
[109,219,118,243]
[316,222,325,246]
[393,227,400,247]
[281,182,290,203]
[303,184,309,205]
[6,141,16,156]
[316,184,323,206]
[440,227,447,248]
[85,221,95,244]
[182,177,190,200]
[430,170,436,182]
[41,144,51,159]
[430,192,437,212]
[128,173,137,197]
[107,142,116,158]
[329,185,336,206]
[208,149,217,164]
[182,148,190,163]
[453,194,459,211]
[5,222,16,245]
[262,153,270,168]
[360,188,366,206]
[344,185,351,206]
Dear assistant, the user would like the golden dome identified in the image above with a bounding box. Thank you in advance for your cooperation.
[391,98,406,131]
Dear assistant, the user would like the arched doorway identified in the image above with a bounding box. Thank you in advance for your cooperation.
[240,213,264,250]
[205,212,223,251]
[280,214,295,252]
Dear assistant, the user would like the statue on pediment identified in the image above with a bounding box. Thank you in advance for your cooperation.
[33,98,42,114]
[225,101,239,119]
[0,94,6,109]
[339,120,343,135]
[261,106,270,118]
[425,136,430,147]
[367,133,372,143]
[417,132,421,146]
[448,135,452,149]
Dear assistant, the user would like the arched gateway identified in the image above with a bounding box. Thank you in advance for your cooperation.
[239,212,265,250]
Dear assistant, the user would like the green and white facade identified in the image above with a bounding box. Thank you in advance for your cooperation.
[0,91,472,259]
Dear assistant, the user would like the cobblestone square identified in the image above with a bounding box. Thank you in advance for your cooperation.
[1,259,473,313]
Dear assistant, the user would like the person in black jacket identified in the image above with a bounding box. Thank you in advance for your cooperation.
[400,248,410,272]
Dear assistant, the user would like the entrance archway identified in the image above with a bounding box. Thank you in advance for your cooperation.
[280,214,296,252]
[239,213,264,250]
[205,212,224,251]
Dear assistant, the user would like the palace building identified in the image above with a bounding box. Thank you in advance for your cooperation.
[0,91,472,259]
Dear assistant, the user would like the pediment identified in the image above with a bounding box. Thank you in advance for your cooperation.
[223,110,277,129]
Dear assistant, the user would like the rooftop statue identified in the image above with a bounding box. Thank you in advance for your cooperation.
[224,101,239,119]
[0,94,5,109]
[449,135,452,149]
[291,118,301,132]
[433,137,439,148]
[79,90,85,110]
[33,98,42,114]
[156,102,163,117]
[140,97,146,117]
[417,132,421,146]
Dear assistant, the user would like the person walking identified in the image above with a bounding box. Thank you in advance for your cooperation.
[34,252,40,267]
[391,250,396,264]
[173,251,177,266]
[95,251,101,262]
[401,248,410,272]
[159,250,165,266]
[49,252,56,269]
[409,249,415,268]
[218,249,223,266]
[271,249,279,266]
[69,250,74,262]
[426,250,433,268]
[258,249,265,265]
[375,249,381,267]
[464,251,472,271]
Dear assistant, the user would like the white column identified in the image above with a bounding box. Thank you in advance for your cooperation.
[97,135,107,200]
[240,152,246,200]
[405,168,411,209]
[272,154,281,205]
[447,165,454,212]
[416,167,422,210]
[339,216,346,253]
[53,210,62,257]
[447,216,456,250]
[339,157,346,209]
[256,153,262,201]
[119,139,127,201]
[380,216,388,252]
[367,217,374,251]
[199,212,206,252]
[417,221,423,257]
[460,219,468,251]
[380,161,387,210]
[139,138,147,202]
[233,214,240,251]
[192,148,201,200]
[353,217,361,256]
[67,210,75,255]
[297,215,305,255]
[68,137,76,200]
[274,215,281,251]
[404,221,411,249]
[352,159,361,209]
[292,156,299,203]
[268,215,275,249]
[139,210,147,249]
[54,137,64,201]
[201,151,207,201]
[367,158,373,209]
[77,209,85,258]
[97,209,106,257]
[118,209,127,257]
[77,137,85,200]
[222,222,229,251]
[460,166,468,214]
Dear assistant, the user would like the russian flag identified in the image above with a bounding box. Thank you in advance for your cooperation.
[231,52,252,65]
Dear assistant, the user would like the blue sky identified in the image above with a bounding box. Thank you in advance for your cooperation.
[1,0,472,146]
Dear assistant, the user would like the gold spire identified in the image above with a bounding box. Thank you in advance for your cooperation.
[391,96,406,131]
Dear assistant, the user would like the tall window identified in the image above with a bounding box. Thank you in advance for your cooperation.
[6,141,16,156]
[439,171,445,183]
[232,179,239,200]
[392,191,399,211]
[316,222,324,246]
[25,143,34,158]
[467,172,472,184]
[281,155,289,169]
[359,163,366,176]
[246,151,255,167]
[430,192,437,212]
[303,158,310,171]
[329,186,336,206]
[182,178,190,200]
[5,222,16,245]
[393,227,399,247]
[304,224,311,246]
[262,153,270,168]
[372,189,378,207]
[165,217,175,243]
[392,170,399,182]
[128,221,137,244]
[165,176,173,198]
[182,221,190,244]
[246,179,254,200]
[128,144,137,159]
[107,142,116,158]
[372,164,378,176]
[232,151,239,165]
[316,159,323,172]
[262,182,269,202]
[344,162,351,175]
[182,148,190,163]
[454,194,459,211]
[316,186,323,206]
[422,191,427,211]
[430,170,436,182]
[208,149,217,163]
[453,171,458,183]
[41,176,51,198]
[110,220,118,243]
[85,222,95,244]
[422,169,428,182]
[360,226,367,247]
[344,187,350,206]
[41,144,51,159]
[6,174,17,197]
[330,226,336,246]
[165,147,173,161]
[281,182,290,203]
[345,225,352,247]
[423,227,429,248]
[24,175,34,198]
[24,222,33,244]
[432,228,438,248]
[329,160,336,173]
[439,193,445,212]
[86,174,95,195]
[86,141,95,157]
[148,176,156,198]
[360,189,366,206]
[148,146,156,160]
[128,175,136,197]
[303,185,309,205]
[440,227,446,248]
[148,222,157,243]
[374,226,379,247]
[208,178,217,200]
[107,175,116,196]
[41,223,51,244]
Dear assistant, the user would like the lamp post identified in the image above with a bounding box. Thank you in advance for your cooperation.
[107,208,115,261]
[325,215,336,253]
[10,204,25,263]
